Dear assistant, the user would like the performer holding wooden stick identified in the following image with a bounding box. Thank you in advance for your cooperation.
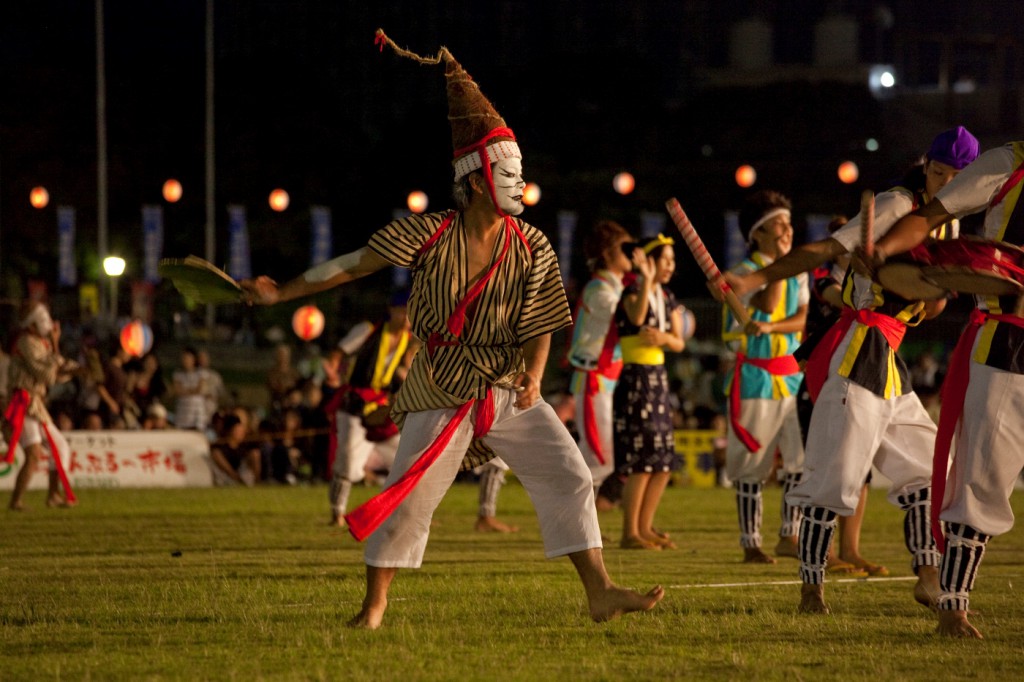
[696,191,809,564]
[721,126,979,614]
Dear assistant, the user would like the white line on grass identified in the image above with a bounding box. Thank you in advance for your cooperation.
[669,576,917,589]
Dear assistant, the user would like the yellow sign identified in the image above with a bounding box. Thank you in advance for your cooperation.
[673,430,721,488]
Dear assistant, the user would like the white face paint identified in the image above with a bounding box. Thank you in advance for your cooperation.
[491,157,525,216]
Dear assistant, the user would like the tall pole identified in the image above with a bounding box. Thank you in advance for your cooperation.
[96,0,109,320]
[204,0,216,333]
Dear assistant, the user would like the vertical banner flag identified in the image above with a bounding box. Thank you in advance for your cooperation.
[141,204,164,284]
[227,205,251,281]
[57,206,76,287]
[639,210,667,239]
[310,205,333,268]
[805,213,831,244]
[556,210,577,284]
[724,210,746,269]
[390,208,411,290]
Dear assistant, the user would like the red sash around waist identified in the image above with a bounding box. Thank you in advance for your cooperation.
[729,352,801,453]
[803,306,908,402]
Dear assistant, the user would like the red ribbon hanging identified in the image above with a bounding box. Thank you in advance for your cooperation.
[2,389,30,464]
[930,309,1024,551]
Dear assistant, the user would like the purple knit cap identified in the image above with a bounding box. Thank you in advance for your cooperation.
[927,126,980,170]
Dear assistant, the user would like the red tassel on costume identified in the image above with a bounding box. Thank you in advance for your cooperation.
[40,422,76,504]
[345,399,475,542]
[582,374,606,466]
[3,389,30,464]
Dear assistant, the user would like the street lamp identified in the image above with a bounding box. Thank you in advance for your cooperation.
[103,255,125,322]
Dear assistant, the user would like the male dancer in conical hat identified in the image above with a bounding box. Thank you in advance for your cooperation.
[242,30,663,629]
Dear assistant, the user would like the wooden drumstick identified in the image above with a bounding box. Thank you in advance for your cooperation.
[665,198,751,325]
[860,189,876,259]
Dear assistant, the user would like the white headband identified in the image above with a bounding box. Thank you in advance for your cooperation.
[747,208,791,240]
[452,140,522,181]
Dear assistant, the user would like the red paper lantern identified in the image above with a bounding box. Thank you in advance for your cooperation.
[292,305,325,341]
[119,320,154,358]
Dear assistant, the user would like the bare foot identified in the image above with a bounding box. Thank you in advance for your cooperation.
[743,547,776,564]
[589,585,665,622]
[347,600,387,630]
[798,583,830,614]
[620,536,661,550]
[328,514,347,529]
[839,553,889,577]
[774,536,799,559]
[642,533,677,549]
[8,501,26,512]
[46,495,77,508]
[937,609,982,639]
[595,496,618,512]
[475,516,520,533]
[914,566,941,611]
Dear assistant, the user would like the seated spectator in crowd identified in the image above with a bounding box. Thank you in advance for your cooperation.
[143,402,170,430]
[210,414,261,486]
[197,348,227,419]
[128,352,167,417]
[267,343,299,418]
[268,407,307,485]
[98,344,137,428]
[79,411,104,431]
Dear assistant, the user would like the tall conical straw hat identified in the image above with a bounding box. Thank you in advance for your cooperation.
[375,29,521,180]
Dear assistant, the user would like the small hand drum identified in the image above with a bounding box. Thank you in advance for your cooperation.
[877,237,1024,300]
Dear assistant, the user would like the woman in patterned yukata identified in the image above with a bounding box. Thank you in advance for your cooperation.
[613,234,686,550]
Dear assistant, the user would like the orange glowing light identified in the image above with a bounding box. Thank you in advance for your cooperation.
[837,161,859,184]
[30,186,50,209]
[162,179,183,203]
[291,305,325,341]
[612,172,635,195]
[735,165,757,188]
[407,191,429,213]
[269,188,290,212]
[522,182,541,206]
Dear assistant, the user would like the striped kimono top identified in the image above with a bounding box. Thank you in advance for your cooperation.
[367,211,573,466]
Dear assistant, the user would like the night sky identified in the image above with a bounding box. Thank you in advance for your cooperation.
[2,0,1021,307]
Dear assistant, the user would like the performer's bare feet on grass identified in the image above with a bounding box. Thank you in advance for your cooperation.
[8,501,26,511]
[774,536,799,558]
[328,514,347,529]
[588,584,665,622]
[348,599,387,630]
[937,610,982,639]
[475,515,519,533]
[743,547,776,564]
[913,566,941,610]
[620,535,661,550]
[798,583,830,614]
[839,553,889,576]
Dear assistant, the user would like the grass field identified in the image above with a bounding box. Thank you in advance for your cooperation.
[2,481,1022,681]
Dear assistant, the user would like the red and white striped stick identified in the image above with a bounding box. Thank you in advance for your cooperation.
[860,190,875,258]
[665,198,751,325]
